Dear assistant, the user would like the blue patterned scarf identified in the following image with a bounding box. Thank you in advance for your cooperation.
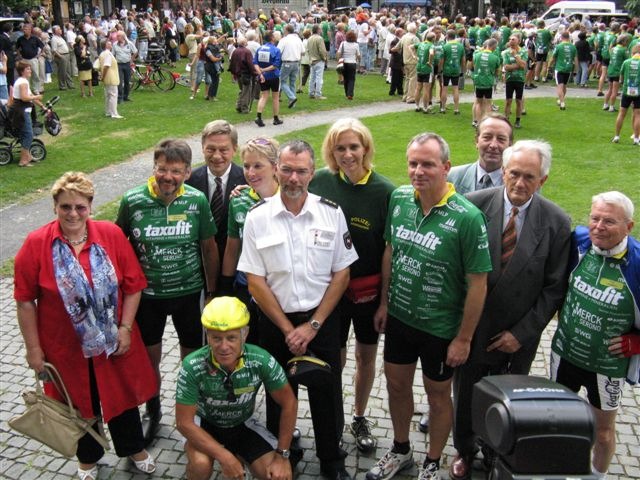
[52,238,119,358]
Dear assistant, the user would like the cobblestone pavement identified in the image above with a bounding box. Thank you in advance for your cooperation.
[2,89,638,479]
[1,275,639,479]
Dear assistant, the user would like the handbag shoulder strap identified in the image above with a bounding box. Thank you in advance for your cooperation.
[39,363,111,451]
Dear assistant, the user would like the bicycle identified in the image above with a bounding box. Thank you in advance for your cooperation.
[129,60,178,92]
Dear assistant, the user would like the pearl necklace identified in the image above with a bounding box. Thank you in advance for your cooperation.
[64,230,88,246]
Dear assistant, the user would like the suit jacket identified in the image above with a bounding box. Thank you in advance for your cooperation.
[448,161,504,195]
[465,187,571,371]
[186,163,245,265]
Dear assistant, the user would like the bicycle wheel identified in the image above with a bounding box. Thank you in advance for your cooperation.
[175,74,191,88]
[30,139,47,162]
[131,66,144,91]
[0,146,12,166]
[153,68,176,91]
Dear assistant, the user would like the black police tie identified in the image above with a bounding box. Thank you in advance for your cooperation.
[211,177,224,228]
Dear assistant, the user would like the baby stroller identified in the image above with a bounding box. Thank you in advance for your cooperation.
[0,95,61,166]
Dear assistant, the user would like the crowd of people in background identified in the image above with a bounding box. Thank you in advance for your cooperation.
[1,2,639,139]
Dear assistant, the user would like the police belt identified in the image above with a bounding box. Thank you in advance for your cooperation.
[285,309,317,325]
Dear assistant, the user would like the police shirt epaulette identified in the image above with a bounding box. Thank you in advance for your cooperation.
[249,199,266,211]
[320,197,339,209]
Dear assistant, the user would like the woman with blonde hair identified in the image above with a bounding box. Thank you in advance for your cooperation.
[311,118,395,454]
[221,136,280,344]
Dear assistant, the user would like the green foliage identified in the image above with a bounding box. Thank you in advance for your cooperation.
[625,0,640,16]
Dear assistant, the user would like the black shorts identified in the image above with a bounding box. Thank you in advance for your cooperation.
[339,297,380,348]
[259,77,280,92]
[621,94,640,109]
[555,71,571,85]
[596,52,603,63]
[527,58,535,71]
[136,292,204,348]
[550,352,624,411]
[198,416,276,463]
[443,75,460,87]
[475,87,493,99]
[505,81,524,100]
[601,58,610,67]
[432,64,441,76]
[417,72,432,83]
[535,52,548,62]
[608,75,620,84]
[383,315,454,382]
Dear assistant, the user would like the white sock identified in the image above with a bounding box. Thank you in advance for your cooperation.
[591,464,606,479]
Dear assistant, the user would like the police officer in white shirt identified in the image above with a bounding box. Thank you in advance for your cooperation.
[238,140,358,480]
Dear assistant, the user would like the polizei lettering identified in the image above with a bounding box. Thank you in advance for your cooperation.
[573,275,624,305]
[395,225,442,250]
[144,221,193,237]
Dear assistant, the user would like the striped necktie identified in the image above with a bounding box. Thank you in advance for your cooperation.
[501,207,519,270]
[211,177,224,228]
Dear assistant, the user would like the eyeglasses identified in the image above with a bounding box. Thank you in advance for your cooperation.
[154,166,187,176]
[58,204,89,214]
[279,166,311,177]
[589,215,623,228]
[223,375,236,402]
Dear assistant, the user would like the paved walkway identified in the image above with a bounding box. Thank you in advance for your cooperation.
[1,88,638,479]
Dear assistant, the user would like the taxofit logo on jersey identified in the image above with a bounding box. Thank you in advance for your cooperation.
[144,220,193,238]
[573,275,624,306]
[395,225,442,250]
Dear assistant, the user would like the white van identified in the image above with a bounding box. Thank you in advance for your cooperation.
[538,1,619,30]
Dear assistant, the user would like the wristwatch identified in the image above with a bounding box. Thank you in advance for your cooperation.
[276,448,291,459]
[309,319,321,331]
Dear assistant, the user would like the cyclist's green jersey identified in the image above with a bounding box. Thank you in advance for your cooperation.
[222,18,234,36]
[478,25,492,46]
[177,344,288,428]
[473,48,500,88]
[502,46,528,83]
[601,31,616,59]
[552,41,577,73]
[416,41,434,75]
[468,26,479,46]
[432,38,445,66]
[621,55,640,97]
[442,40,464,77]
[552,250,633,377]
[536,28,552,54]
[499,26,512,51]
[116,177,217,298]
[608,44,629,78]
[384,184,491,340]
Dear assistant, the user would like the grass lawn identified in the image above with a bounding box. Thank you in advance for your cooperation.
[0,59,394,206]
[278,98,640,229]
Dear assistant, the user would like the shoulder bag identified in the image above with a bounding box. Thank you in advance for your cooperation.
[9,362,110,458]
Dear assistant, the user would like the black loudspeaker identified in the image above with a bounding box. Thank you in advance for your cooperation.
[472,375,596,477]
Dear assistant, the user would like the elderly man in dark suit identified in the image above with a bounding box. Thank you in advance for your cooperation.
[186,120,245,280]
[449,139,572,480]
